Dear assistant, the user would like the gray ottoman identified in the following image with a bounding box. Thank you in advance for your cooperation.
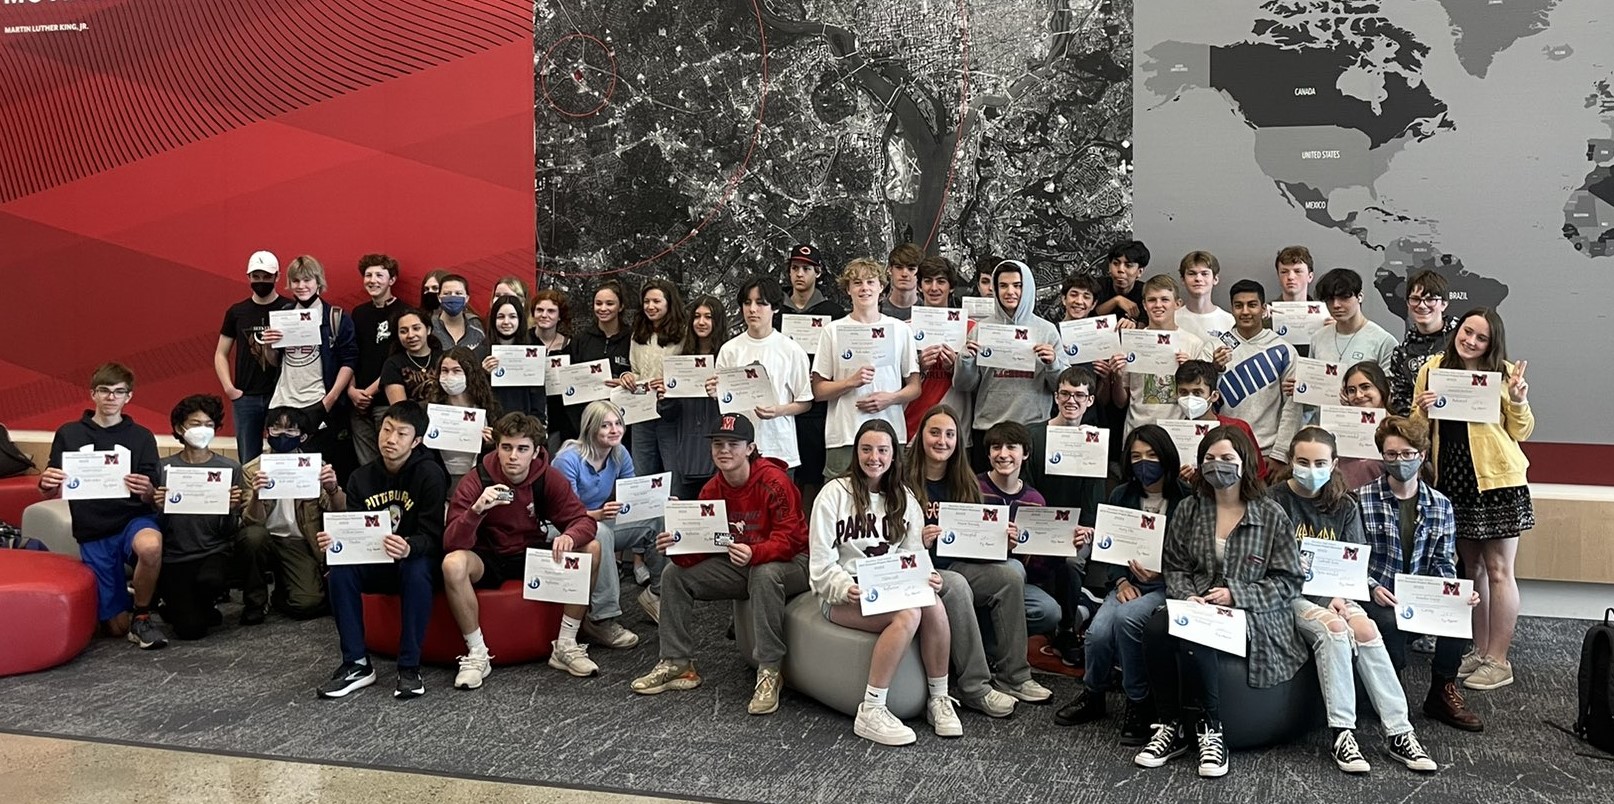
[735,595,927,719]
[22,500,77,557]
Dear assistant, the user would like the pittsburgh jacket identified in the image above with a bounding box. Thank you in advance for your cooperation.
[342,447,448,560]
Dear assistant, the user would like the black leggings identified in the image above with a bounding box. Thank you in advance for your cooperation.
[1143,606,1224,723]
[156,553,231,640]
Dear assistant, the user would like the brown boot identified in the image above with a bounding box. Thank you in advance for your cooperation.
[1423,678,1483,732]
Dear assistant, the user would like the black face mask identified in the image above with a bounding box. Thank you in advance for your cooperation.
[420,292,440,312]
[251,281,276,298]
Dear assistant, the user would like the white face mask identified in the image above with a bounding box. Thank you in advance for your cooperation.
[440,374,467,396]
[182,426,214,449]
[1178,395,1210,419]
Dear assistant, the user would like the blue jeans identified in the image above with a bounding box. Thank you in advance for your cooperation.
[1025,582,1061,636]
[630,421,666,481]
[1084,587,1165,701]
[232,394,270,463]
[589,519,663,620]
[329,554,434,669]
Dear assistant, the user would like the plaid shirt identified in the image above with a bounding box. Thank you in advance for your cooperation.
[1356,476,1456,590]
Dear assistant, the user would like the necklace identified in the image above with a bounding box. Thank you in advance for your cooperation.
[406,351,431,370]
[1332,323,1364,361]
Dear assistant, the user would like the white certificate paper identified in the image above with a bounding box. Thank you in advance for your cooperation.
[268,308,321,349]
[781,314,830,354]
[489,345,547,387]
[1092,503,1167,572]
[1011,506,1082,557]
[1270,301,1330,346]
[258,452,322,500]
[544,354,571,396]
[1158,418,1216,462]
[936,502,1011,561]
[1167,599,1248,657]
[610,386,659,426]
[615,472,671,524]
[1293,357,1343,407]
[962,295,996,322]
[839,324,896,368]
[911,306,968,351]
[975,323,1036,370]
[323,511,390,565]
[523,549,593,605]
[1394,574,1474,639]
[662,355,716,398]
[716,364,774,415]
[163,466,232,515]
[857,550,937,616]
[1428,369,1503,424]
[425,404,485,453]
[1059,315,1123,362]
[1121,328,1180,376]
[1319,405,1386,460]
[1045,425,1109,478]
[1300,538,1371,600]
[61,448,132,500]
[664,499,731,555]
[556,359,613,405]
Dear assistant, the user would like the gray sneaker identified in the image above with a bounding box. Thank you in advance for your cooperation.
[127,614,168,650]
[961,688,1017,718]
[580,617,639,649]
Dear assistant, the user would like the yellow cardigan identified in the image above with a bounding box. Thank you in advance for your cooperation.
[1412,355,1533,492]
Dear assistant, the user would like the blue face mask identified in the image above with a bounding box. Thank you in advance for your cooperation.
[1291,463,1333,494]
[1132,459,1165,486]
[439,295,468,316]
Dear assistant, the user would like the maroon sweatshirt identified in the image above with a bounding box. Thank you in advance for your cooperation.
[674,456,806,569]
[444,449,596,555]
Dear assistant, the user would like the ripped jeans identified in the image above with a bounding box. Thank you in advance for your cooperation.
[1293,598,1413,735]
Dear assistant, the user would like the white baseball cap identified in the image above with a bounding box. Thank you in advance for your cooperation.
[246,250,280,275]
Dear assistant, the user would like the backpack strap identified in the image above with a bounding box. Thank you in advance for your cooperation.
[477,461,496,491]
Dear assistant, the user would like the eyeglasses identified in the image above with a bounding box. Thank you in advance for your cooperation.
[93,386,131,399]
[1406,295,1441,308]
[1055,391,1093,402]
[1383,450,1422,461]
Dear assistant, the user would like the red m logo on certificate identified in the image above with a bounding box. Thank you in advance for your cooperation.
[462,411,477,422]
[1014,329,1029,341]
[947,311,960,321]
[982,509,999,522]
[871,328,885,339]
[900,554,917,569]
[695,357,708,367]
[811,319,824,328]
[650,477,663,489]
[1361,411,1377,424]
[104,454,120,465]
[298,457,312,467]
[1054,510,1071,521]
[526,348,541,358]
[590,364,603,374]
[1156,334,1171,345]
[299,311,312,321]
[564,556,580,570]
[1471,374,1487,386]
[744,368,758,379]
[1325,364,1339,376]
[364,515,380,527]
[1139,514,1156,529]
[699,503,715,516]
[206,471,222,482]
[1095,319,1110,329]
[1085,431,1101,443]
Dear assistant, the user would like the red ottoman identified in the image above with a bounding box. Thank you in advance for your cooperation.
[0,474,41,525]
[361,581,563,666]
[0,550,97,676]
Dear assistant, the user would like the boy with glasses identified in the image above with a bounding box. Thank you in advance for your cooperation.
[1386,270,1456,415]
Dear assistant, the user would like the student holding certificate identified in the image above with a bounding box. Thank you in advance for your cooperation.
[1112,275,1212,438]
[475,295,545,419]
[718,277,814,485]
[955,259,1063,471]
[809,420,958,746]
[1334,362,1392,488]
[1387,269,1457,416]
[426,347,500,490]
[1411,308,1533,693]
[259,256,358,475]
[655,296,727,500]
[1269,428,1436,773]
[528,289,575,448]
[777,244,845,507]
[240,406,339,621]
[904,257,975,445]
[564,280,634,439]
[616,278,688,481]
[1135,427,1305,779]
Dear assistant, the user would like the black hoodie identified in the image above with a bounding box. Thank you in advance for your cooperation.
[343,446,449,560]
[48,412,161,543]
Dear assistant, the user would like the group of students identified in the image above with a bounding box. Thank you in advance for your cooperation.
[34,238,1534,778]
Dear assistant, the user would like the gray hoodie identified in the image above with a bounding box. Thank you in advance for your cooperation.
[954,260,1064,430]
[1215,327,1302,462]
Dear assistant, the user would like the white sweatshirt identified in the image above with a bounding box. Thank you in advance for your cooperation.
[1215,328,1303,462]
[808,476,925,605]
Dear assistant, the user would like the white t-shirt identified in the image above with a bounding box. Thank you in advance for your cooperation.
[810,315,921,448]
[1124,328,1213,435]
[272,300,326,408]
[1176,307,1236,346]
[716,331,813,467]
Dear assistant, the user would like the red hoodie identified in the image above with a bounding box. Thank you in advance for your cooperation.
[444,449,596,556]
[673,456,807,569]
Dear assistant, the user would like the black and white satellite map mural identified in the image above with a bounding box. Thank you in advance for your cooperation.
[535,0,1134,308]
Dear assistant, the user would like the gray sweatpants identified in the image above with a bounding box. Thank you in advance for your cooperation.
[658,553,809,666]
[936,569,996,701]
[947,560,1033,685]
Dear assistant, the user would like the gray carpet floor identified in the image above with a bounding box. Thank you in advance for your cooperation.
[2,591,1611,803]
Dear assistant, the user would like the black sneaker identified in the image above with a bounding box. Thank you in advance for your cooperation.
[1053,687,1106,726]
[1049,629,1084,668]
[126,614,168,650]
[1120,696,1155,746]
[1197,720,1229,778]
[1332,728,1371,773]
[317,661,376,699]
[240,606,266,626]
[1387,731,1438,772]
[1134,721,1191,768]
[394,667,425,700]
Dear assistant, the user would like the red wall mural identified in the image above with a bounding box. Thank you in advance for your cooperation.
[0,0,535,435]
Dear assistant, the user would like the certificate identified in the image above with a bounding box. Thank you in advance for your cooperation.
[1011,506,1082,557]
[839,324,896,368]
[936,502,1011,561]
[163,466,232,515]
[268,308,321,349]
[257,452,322,500]
[611,386,659,426]
[781,314,830,354]
[1121,328,1181,376]
[1092,503,1167,572]
[975,323,1036,370]
[664,499,731,555]
[544,354,571,396]
[1158,418,1215,461]
[323,511,390,565]
[61,448,132,500]
[489,345,547,387]
[556,359,613,405]
[857,550,937,616]
[1270,301,1330,347]
[424,404,485,453]
[1166,599,1248,657]
[1300,537,1371,600]
[523,549,593,605]
[662,355,716,398]
[1293,357,1343,407]
[1394,574,1474,639]
[911,306,968,351]
[1058,315,1123,362]
[614,472,671,524]
[1427,369,1502,424]
[1318,405,1386,460]
[716,364,774,415]
[1045,425,1109,478]
[962,296,996,322]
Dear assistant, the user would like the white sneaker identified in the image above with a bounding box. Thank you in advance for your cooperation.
[580,617,639,649]
[638,588,661,625]
[961,688,1017,718]
[926,696,964,738]
[633,562,651,585]
[853,702,916,746]
[548,640,599,677]
[994,677,1054,704]
[453,649,492,690]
